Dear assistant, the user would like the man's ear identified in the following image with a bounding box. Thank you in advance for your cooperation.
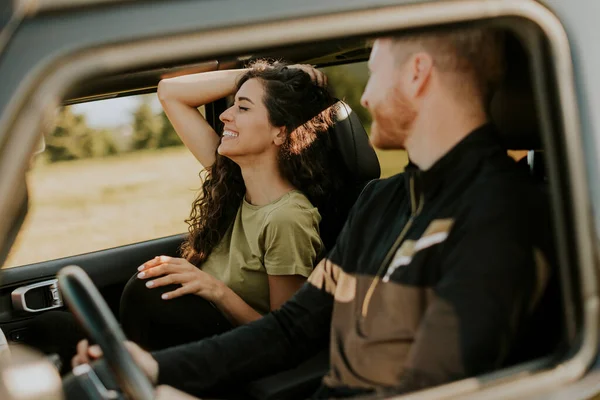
[406,52,433,98]
[273,127,287,146]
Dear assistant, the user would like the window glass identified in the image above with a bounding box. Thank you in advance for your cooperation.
[5,63,406,268]
[3,95,204,268]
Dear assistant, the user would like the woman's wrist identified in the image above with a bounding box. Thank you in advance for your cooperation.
[199,278,228,304]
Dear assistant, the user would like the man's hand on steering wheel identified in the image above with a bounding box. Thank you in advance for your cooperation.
[72,339,159,385]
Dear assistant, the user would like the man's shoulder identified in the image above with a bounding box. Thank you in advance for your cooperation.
[357,172,407,203]
[477,155,542,195]
[464,156,549,222]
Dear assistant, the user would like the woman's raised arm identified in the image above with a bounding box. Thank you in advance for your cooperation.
[157,69,247,168]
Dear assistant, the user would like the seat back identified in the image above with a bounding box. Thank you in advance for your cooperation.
[490,33,542,147]
[489,34,561,366]
[317,100,380,252]
[490,34,548,182]
[490,33,545,155]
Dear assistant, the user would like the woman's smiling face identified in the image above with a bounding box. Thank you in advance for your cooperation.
[217,78,283,162]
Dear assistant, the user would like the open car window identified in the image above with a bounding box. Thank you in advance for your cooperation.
[3,63,407,269]
[3,97,202,268]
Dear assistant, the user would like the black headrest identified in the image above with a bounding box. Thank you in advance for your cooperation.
[489,36,541,150]
[490,77,541,150]
[330,100,381,182]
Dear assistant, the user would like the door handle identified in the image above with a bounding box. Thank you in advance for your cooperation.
[11,279,63,313]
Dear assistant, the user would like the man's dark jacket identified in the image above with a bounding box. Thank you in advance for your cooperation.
[153,124,560,398]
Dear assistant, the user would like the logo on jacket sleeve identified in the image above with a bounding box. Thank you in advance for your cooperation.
[383,218,454,283]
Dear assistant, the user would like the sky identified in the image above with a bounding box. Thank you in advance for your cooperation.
[70,95,162,129]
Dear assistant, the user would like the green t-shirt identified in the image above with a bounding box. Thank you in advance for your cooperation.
[201,190,323,315]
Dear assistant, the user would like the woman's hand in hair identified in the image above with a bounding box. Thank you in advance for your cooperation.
[137,256,226,302]
[288,64,328,87]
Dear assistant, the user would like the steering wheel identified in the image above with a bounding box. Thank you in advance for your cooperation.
[57,265,155,400]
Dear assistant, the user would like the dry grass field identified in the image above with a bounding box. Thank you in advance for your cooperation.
[3,147,407,268]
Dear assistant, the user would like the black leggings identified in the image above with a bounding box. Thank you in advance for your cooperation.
[119,273,234,351]
[62,275,236,399]
[26,272,233,373]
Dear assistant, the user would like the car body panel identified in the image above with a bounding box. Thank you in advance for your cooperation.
[542,0,600,242]
[0,0,429,136]
[0,235,183,349]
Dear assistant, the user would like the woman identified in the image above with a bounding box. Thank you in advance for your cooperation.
[119,61,341,350]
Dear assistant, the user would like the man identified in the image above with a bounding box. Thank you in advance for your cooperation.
[68,28,558,398]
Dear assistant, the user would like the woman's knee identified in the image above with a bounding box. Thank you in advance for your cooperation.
[120,272,191,323]
[121,273,176,309]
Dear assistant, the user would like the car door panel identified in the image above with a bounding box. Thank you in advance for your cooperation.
[0,234,185,343]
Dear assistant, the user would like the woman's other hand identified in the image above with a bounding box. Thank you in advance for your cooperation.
[137,256,226,301]
[287,64,328,87]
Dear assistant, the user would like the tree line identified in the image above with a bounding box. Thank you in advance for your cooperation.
[44,97,182,163]
[43,64,370,164]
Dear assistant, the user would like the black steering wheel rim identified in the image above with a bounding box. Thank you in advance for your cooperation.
[58,265,155,400]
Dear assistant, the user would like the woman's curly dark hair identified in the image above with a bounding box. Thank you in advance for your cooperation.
[181,60,345,265]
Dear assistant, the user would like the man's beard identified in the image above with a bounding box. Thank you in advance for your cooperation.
[369,93,416,150]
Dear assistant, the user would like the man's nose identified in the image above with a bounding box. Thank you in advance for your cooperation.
[361,77,373,109]
[360,92,369,109]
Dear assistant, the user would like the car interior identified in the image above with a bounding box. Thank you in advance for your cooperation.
[0,18,576,399]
